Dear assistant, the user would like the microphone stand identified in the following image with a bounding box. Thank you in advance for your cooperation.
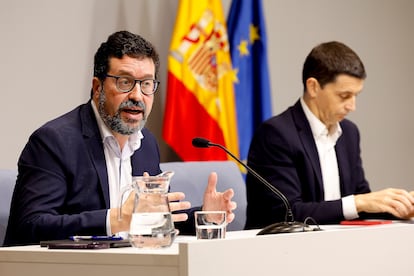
[196,138,317,235]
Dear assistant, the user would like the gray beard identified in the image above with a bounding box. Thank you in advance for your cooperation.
[98,90,146,135]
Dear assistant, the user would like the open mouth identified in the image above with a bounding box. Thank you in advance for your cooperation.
[123,108,143,115]
[121,108,145,123]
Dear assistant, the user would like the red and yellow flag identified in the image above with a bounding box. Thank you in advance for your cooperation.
[163,0,239,161]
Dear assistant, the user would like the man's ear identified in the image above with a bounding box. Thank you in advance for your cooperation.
[305,77,320,98]
[92,77,102,99]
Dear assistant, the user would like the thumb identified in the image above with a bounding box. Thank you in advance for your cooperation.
[205,172,218,194]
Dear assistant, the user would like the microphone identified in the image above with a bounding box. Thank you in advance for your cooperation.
[192,137,320,235]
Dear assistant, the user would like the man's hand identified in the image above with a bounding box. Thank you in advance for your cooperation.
[355,188,414,218]
[168,192,191,222]
[202,172,237,224]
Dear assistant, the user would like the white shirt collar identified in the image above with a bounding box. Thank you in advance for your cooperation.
[300,97,342,141]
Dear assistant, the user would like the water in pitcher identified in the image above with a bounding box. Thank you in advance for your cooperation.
[129,212,176,248]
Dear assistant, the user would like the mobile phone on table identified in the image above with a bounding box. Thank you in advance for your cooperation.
[47,241,110,249]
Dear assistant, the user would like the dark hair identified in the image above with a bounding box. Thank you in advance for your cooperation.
[302,41,366,91]
[92,31,160,96]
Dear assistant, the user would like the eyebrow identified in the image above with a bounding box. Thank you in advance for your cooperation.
[114,70,155,79]
[337,90,362,95]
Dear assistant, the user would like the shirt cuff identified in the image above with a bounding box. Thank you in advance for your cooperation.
[106,209,112,235]
[342,195,359,220]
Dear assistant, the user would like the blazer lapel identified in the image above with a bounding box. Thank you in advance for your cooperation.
[292,101,324,192]
[335,131,350,195]
[80,102,110,207]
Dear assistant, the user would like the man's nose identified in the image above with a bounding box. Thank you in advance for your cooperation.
[128,83,144,101]
[345,96,356,112]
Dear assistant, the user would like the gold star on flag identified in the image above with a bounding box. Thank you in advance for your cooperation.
[229,67,239,83]
[237,40,249,56]
[249,24,260,44]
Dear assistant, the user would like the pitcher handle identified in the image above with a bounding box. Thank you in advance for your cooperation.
[118,184,134,221]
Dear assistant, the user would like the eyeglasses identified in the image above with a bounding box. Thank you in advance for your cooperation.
[105,74,160,95]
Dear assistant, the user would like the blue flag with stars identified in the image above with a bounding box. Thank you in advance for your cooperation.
[227,0,272,168]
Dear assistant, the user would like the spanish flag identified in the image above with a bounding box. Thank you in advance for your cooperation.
[163,0,239,161]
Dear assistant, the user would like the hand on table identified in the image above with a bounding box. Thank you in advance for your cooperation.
[355,188,414,219]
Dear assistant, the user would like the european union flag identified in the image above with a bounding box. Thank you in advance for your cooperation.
[227,0,272,167]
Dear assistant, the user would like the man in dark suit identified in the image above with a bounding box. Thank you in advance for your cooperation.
[4,31,236,246]
[245,41,414,229]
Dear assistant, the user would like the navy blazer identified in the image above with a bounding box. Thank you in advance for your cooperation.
[4,101,195,246]
[245,100,372,229]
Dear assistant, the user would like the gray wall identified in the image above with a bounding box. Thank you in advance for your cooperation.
[1,0,413,192]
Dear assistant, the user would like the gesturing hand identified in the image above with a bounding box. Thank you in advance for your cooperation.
[202,172,237,224]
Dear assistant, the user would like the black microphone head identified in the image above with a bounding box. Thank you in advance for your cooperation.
[192,137,211,148]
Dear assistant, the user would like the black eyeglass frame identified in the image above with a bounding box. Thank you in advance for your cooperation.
[105,74,160,95]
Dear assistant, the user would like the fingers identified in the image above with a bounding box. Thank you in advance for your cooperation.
[172,212,188,222]
[222,187,235,201]
[205,172,218,194]
[225,199,237,224]
[168,192,186,202]
[168,192,191,222]
[228,199,237,211]
[393,189,414,204]
[169,200,191,213]
[221,189,237,215]
[355,188,414,218]
[373,188,414,218]
[226,212,235,224]
[387,189,414,217]
[168,192,191,213]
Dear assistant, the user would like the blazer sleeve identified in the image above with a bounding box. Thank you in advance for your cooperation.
[5,122,108,246]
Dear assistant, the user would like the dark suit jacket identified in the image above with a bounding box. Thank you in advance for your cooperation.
[4,101,196,246]
[245,100,372,229]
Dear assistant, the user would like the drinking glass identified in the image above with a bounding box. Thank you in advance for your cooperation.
[195,211,226,239]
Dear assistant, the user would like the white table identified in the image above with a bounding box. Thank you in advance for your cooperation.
[1,223,413,276]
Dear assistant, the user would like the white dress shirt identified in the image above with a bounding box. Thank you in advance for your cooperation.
[91,101,143,234]
[300,98,358,220]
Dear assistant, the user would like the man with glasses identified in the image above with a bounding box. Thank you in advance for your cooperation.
[4,31,236,246]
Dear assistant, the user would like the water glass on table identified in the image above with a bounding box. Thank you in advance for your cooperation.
[195,211,226,240]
